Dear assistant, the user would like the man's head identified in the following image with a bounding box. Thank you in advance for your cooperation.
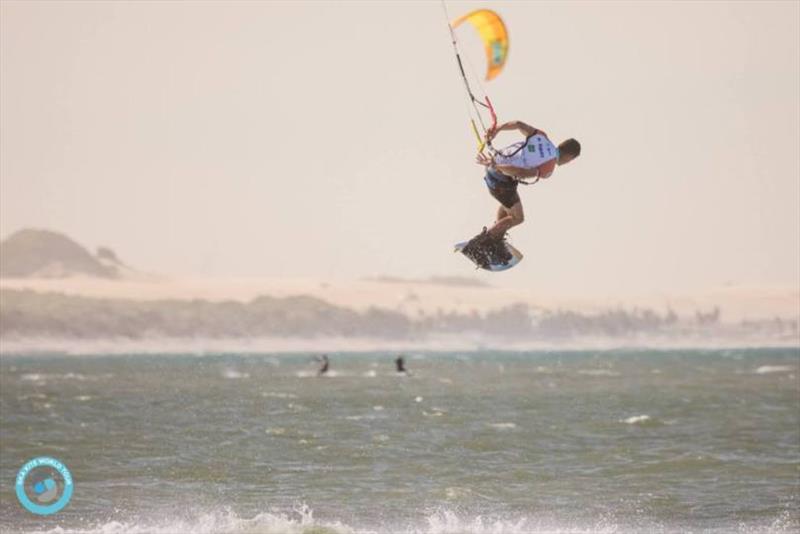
[557,138,581,165]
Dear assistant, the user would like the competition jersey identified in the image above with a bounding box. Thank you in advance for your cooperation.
[493,133,559,178]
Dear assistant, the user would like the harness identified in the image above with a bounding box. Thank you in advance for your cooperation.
[492,133,559,186]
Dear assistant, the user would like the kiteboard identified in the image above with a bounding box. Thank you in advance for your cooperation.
[454,238,523,272]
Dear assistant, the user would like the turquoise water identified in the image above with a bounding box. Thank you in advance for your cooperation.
[1,348,798,533]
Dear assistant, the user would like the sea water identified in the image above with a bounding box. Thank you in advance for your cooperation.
[0,349,798,533]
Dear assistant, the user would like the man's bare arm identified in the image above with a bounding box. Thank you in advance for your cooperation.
[490,120,539,139]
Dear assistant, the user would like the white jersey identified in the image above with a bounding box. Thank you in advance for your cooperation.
[493,134,559,170]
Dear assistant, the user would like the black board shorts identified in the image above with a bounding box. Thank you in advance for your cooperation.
[484,168,520,209]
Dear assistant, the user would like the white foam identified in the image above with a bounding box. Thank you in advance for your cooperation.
[578,369,621,377]
[15,505,796,534]
[296,369,342,378]
[489,422,517,430]
[21,373,45,381]
[622,414,651,425]
[345,414,374,421]
[260,392,298,399]
[18,393,48,400]
[755,365,795,375]
[24,505,354,534]
[222,369,249,379]
[422,509,622,534]
[19,372,111,382]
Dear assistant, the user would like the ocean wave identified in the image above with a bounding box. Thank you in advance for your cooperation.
[12,505,799,534]
[754,365,796,375]
[577,369,621,377]
[222,369,250,379]
[261,392,298,399]
[488,422,517,430]
[19,372,113,383]
[621,414,652,425]
[20,505,351,534]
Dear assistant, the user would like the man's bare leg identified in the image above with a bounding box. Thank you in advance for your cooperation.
[496,204,509,223]
[488,201,524,238]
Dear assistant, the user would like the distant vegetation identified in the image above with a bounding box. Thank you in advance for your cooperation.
[1,288,796,344]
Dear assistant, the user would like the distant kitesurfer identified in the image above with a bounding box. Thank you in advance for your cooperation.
[395,355,407,374]
[317,354,330,376]
[466,122,580,261]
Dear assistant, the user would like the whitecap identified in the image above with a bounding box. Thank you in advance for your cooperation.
[62,372,90,381]
[261,391,297,399]
[622,414,651,424]
[18,505,355,534]
[755,365,795,375]
[20,372,111,383]
[296,369,340,378]
[222,369,249,379]
[578,369,621,377]
[489,422,517,430]
[445,486,467,499]
[19,393,48,400]
[20,373,45,382]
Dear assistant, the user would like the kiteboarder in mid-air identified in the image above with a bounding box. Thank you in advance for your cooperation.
[443,8,581,270]
[462,121,581,265]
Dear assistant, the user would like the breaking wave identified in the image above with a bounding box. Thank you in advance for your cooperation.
[11,505,799,534]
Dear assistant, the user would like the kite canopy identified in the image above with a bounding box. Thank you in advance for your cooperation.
[452,9,508,81]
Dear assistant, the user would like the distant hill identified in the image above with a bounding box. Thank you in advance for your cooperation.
[0,228,125,279]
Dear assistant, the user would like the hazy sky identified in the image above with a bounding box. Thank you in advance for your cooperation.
[2,1,798,296]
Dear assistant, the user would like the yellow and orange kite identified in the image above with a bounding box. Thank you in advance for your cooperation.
[452,9,509,81]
